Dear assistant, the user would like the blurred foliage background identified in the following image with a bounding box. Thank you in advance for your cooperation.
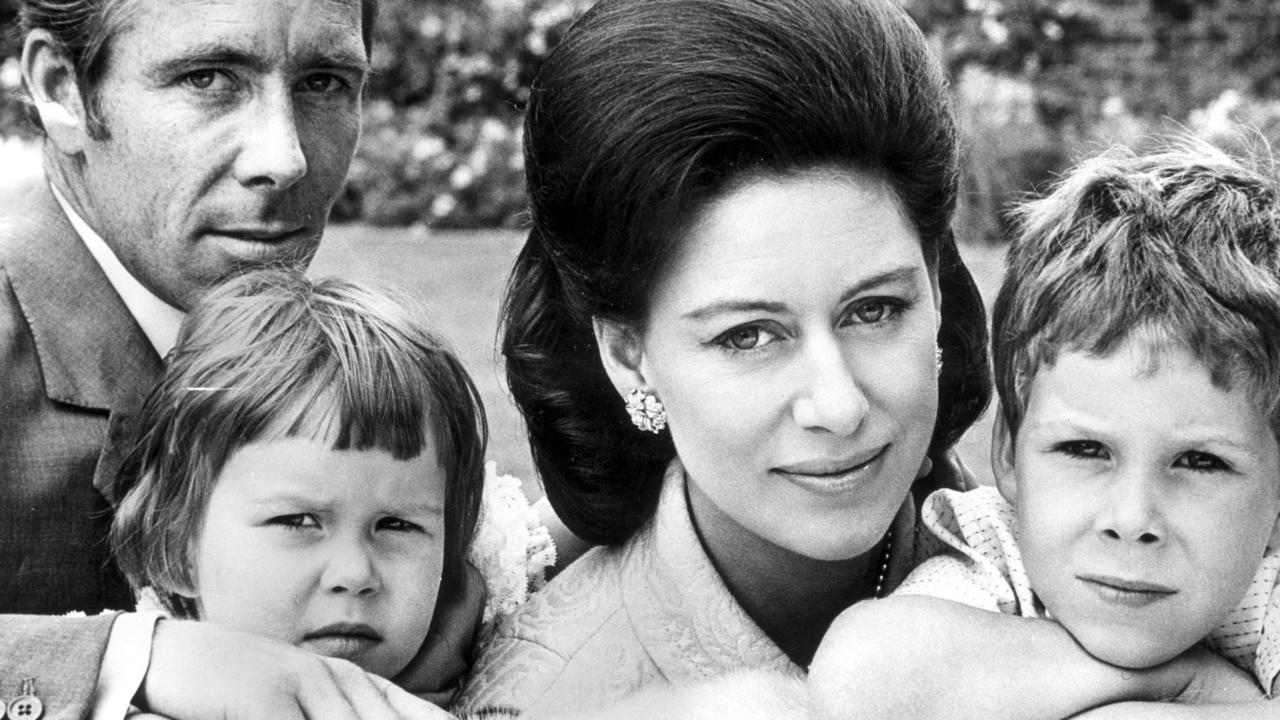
[2,0,1279,241]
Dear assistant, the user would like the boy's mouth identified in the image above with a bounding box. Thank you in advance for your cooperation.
[301,622,383,659]
[1078,574,1177,607]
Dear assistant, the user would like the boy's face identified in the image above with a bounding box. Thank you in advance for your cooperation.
[189,435,447,679]
[995,338,1280,668]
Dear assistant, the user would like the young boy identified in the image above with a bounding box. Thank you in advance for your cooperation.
[809,140,1280,719]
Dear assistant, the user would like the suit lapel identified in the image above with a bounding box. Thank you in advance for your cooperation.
[2,179,163,502]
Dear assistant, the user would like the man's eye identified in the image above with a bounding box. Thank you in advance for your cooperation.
[183,70,229,91]
[297,74,346,93]
[1053,440,1108,460]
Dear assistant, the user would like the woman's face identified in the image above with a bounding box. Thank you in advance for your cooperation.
[635,169,940,561]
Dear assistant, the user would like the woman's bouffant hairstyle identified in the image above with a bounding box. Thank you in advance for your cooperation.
[993,139,1280,437]
[111,269,487,616]
[503,0,991,545]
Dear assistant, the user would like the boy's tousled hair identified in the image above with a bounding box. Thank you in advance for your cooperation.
[110,269,487,616]
[993,138,1280,437]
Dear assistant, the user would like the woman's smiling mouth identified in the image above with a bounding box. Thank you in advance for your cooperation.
[773,446,888,495]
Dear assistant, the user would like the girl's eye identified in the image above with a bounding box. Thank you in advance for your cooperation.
[270,514,319,529]
[377,517,424,533]
[714,325,781,352]
[1176,451,1232,473]
[1053,440,1108,461]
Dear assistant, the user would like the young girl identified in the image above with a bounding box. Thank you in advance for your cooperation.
[108,269,553,708]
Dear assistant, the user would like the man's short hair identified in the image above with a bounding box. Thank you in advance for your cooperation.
[19,0,379,139]
[993,137,1280,438]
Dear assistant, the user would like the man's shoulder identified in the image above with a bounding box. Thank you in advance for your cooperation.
[0,176,63,265]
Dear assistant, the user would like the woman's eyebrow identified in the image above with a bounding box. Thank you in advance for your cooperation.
[682,266,922,321]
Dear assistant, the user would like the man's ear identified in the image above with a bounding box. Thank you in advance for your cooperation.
[991,405,1018,504]
[21,29,92,154]
[592,317,647,399]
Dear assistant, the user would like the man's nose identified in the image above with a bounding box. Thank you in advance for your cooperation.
[790,333,868,437]
[234,86,308,191]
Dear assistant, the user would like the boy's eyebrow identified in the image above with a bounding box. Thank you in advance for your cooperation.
[682,265,922,321]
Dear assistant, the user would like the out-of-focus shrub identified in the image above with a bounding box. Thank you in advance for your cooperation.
[339,0,593,228]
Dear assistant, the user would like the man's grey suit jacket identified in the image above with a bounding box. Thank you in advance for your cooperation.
[0,177,162,614]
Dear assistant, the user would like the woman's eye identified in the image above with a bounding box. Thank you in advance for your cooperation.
[844,298,904,326]
[1176,451,1231,473]
[270,514,319,529]
[1053,440,1108,460]
[714,325,781,352]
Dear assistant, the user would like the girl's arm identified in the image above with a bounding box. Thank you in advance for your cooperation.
[807,596,1258,720]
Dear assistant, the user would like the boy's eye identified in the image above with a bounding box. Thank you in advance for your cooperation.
[1175,451,1232,473]
[713,324,782,352]
[1052,440,1108,460]
[269,514,319,529]
[377,517,424,533]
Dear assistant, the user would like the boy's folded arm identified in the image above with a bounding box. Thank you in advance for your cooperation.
[808,595,1202,720]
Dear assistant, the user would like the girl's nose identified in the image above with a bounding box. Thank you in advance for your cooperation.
[321,537,381,597]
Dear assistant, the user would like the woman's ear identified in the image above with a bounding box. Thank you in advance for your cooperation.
[21,29,92,154]
[592,317,647,398]
[991,405,1018,504]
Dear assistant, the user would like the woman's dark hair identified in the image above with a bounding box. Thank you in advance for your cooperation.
[503,0,991,544]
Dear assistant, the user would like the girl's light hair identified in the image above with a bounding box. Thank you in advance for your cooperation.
[993,137,1280,437]
[110,269,487,616]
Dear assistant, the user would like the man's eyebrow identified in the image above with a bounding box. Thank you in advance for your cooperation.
[150,45,268,77]
[149,45,371,78]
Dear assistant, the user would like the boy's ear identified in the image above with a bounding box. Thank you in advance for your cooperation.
[592,317,648,398]
[991,405,1018,504]
[21,29,92,154]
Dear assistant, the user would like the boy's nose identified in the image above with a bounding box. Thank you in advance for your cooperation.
[321,539,381,596]
[1095,468,1165,546]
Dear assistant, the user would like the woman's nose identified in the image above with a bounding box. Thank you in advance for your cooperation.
[233,86,308,191]
[790,334,868,436]
[321,537,381,597]
[1096,466,1165,546]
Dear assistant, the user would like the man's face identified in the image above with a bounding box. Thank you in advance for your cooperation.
[71,0,367,310]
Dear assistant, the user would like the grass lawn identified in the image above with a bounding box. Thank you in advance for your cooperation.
[311,225,1006,498]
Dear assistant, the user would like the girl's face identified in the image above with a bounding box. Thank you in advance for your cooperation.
[621,169,940,561]
[189,435,447,678]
